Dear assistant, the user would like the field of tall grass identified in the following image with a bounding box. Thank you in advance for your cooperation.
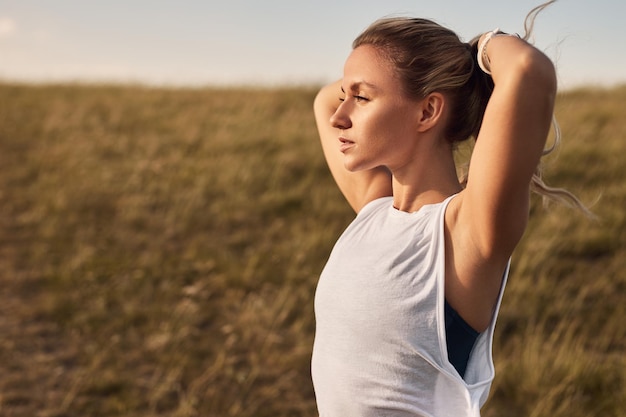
[0,82,623,417]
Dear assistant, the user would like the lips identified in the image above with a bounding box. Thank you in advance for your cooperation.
[339,137,354,153]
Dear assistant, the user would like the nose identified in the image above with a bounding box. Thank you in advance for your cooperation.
[330,101,352,130]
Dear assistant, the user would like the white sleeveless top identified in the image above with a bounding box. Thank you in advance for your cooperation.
[311,196,509,417]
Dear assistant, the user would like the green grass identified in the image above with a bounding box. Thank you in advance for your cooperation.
[0,82,624,416]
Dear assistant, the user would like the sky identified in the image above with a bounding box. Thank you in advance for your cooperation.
[1,0,625,90]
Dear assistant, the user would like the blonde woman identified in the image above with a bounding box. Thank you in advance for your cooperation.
[311,2,581,416]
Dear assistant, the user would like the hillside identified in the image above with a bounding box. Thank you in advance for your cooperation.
[0,83,624,417]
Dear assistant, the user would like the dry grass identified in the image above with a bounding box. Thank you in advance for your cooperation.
[0,82,623,417]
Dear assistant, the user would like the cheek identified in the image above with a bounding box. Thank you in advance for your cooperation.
[369,109,414,144]
[356,102,416,150]
[364,108,397,134]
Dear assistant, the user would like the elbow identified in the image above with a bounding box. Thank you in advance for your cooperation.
[314,80,341,118]
[313,87,325,116]
[534,52,557,96]
[518,48,558,97]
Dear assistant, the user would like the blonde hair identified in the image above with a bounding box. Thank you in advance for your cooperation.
[353,0,592,216]
[520,1,593,216]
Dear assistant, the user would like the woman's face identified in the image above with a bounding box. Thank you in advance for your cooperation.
[331,44,422,172]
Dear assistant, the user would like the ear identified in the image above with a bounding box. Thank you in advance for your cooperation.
[416,92,445,133]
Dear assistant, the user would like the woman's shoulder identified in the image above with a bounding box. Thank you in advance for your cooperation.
[357,196,394,217]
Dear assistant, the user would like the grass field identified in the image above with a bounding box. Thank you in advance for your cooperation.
[0,82,624,417]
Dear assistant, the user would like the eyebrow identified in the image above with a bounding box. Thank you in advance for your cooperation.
[341,81,379,93]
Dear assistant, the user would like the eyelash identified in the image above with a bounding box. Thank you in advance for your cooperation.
[339,95,369,103]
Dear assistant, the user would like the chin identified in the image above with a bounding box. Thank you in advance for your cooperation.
[343,160,363,172]
[343,159,377,172]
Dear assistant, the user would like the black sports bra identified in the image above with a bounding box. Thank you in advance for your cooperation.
[444,300,480,378]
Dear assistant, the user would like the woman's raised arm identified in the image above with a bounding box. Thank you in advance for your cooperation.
[313,80,392,213]
[459,33,557,259]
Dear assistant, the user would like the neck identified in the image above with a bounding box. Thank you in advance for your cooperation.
[391,143,461,212]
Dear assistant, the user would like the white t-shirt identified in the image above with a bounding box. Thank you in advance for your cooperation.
[312,195,508,417]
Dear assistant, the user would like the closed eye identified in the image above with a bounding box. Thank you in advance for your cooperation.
[339,86,370,103]
[338,95,368,103]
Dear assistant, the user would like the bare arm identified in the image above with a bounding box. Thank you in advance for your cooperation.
[458,34,557,259]
[446,35,557,330]
[313,80,392,213]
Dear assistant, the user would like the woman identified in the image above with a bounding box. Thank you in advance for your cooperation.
[311,2,578,416]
